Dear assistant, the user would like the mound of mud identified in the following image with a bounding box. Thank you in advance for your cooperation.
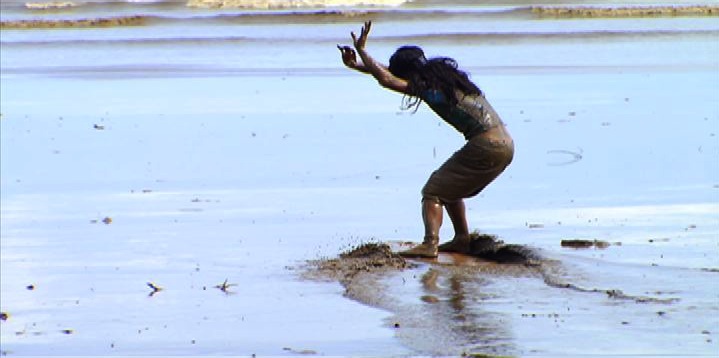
[464,232,542,265]
[308,242,415,280]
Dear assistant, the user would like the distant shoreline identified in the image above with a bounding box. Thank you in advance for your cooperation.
[3,4,718,29]
[531,5,719,18]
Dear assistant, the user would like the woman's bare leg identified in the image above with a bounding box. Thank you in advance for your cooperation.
[445,200,470,239]
[422,198,443,238]
[399,198,442,258]
[439,200,472,253]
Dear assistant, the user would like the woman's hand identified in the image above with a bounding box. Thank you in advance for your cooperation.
[337,45,357,68]
[351,21,372,51]
[340,21,408,93]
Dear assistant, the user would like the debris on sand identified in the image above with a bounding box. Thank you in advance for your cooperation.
[146,282,162,296]
[561,239,613,249]
[214,279,237,293]
[91,217,113,225]
[282,347,317,355]
[0,312,8,321]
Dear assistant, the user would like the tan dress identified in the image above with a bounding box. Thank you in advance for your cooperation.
[420,89,514,204]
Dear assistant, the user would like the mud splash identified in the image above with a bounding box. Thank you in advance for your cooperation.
[306,242,415,283]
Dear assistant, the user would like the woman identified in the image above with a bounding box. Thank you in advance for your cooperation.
[338,21,514,258]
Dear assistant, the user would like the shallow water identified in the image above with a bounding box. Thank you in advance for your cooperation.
[1,0,719,355]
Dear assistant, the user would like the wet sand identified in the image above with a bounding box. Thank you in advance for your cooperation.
[303,234,711,356]
[1,65,718,356]
[1,5,719,355]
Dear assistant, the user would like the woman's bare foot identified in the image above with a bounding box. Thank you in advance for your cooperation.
[437,235,471,253]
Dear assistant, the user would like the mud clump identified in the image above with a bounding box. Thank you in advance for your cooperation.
[464,232,542,265]
[341,242,396,260]
[308,242,415,280]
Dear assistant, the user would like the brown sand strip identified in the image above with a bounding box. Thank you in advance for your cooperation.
[1,16,148,29]
[531,5,719,18]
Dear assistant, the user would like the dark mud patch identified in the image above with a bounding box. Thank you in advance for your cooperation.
[463,232,543,265]
[561,239,614,249]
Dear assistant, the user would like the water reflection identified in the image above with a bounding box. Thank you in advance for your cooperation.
[340,262,531,356]
[416,266,517,356]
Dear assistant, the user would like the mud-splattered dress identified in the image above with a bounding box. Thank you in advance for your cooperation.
[420,89,514,204]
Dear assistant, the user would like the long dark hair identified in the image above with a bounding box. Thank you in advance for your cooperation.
[388,45,481,110]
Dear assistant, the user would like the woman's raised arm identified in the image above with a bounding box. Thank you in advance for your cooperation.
[340,21,409,94]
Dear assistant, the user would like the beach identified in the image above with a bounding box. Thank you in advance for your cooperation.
[1,0,718,356]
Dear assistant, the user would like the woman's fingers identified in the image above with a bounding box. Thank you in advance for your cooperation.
[351,21,372,49]
[337,45,351,54]
[337,45,356,66]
